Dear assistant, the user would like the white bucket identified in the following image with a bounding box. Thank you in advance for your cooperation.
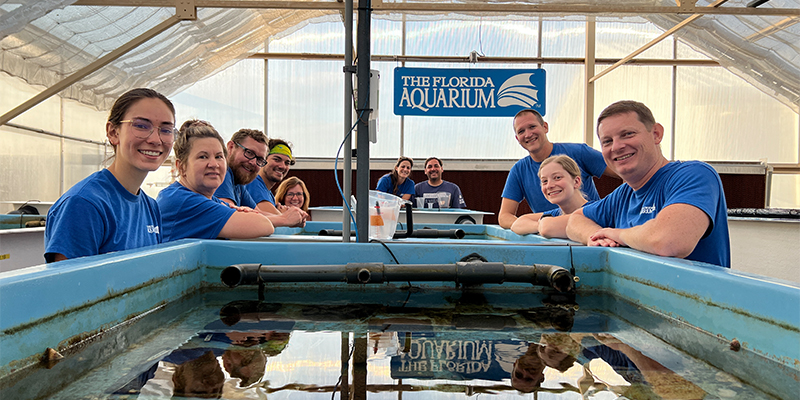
[368,190,403,240]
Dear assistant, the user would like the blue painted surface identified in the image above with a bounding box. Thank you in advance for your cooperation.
[0,214,45,230]
[1,235,798,391]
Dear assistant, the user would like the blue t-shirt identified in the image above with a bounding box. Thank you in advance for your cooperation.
[245,175,277,206]
[414,181,466,208]
[376,174,414,197]
[582,161,730,268]
[215,167,257,208]
[502,143,607,213]
[44,169,162,261]
[156,181,236,241]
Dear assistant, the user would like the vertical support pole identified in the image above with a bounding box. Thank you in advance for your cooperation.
[537,15,543,69]
[670,37,677,161]
[356,0,372,242]
[339,332,351,398]
[584,16,596,147]
[59,73,66,195]
[352,334,368,400]
[399,15,406,156]
[264,56,269,137]
[343,0,354,242]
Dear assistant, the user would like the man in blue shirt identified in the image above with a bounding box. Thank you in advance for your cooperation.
[499,109,615,229]
[216,128,268,209]
[566,100,730,268]
[414,157,466,208]
[245,138,307,227]
[218,131,306,227]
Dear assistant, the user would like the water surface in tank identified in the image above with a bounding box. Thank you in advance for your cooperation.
[5,287,783,399]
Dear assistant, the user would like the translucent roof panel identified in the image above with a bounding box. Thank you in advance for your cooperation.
[0,0,798,113]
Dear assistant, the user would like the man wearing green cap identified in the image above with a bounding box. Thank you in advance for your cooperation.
[246,138,307,225]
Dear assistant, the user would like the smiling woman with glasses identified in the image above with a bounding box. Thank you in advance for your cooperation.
[274,177,311,214]
[44,88,176,263]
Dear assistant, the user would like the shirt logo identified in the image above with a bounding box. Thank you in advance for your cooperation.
[147,225,160,234]
[640,205,657,215]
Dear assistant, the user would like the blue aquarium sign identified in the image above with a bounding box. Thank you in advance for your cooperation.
[394,67,546,117]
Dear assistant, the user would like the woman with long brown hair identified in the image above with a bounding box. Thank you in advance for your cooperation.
[375,156,414,200]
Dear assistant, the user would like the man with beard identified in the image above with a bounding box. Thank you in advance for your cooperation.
[499,109,616,229]
[414,157,466,208]
[245,138,308,225]
[217,130,306,227]
[216,128,268,209]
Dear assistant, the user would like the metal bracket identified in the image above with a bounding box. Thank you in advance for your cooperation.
[176,0,197,20]
[676,0,698,12]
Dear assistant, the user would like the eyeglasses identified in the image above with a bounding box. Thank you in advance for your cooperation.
[119,118,177,143]
[234,142,267,167]
[285,192,304,198]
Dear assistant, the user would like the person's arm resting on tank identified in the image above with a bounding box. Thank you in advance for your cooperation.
[537,214,572,239]
[498,198,522,229]
[218,209,275,239]
[568,204,710,258]
[255,199,307,228]
[510,212,544,235]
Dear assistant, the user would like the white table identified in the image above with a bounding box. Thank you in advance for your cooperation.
[309,206,493,224]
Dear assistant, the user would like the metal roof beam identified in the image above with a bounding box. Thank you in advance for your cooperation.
[589,0,728,83]
[0,5,193,126]
[70,1,800,16]
[746,16,800,41]
[247,52,720,66]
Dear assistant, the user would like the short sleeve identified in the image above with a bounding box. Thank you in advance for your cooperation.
[581,193,618,228]
[501,163,524,202]
[376,175,392,193]
[45,196,106,260]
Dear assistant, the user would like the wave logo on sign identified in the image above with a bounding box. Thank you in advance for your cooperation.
[497,73,540,109]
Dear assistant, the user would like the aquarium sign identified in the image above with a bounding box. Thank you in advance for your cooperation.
[390,334,526,381]
[394,67,546,117]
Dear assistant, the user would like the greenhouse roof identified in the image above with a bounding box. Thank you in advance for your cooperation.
[1,0,798,115]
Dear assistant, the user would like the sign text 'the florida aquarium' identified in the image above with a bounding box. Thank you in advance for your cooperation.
[393,67,546,117]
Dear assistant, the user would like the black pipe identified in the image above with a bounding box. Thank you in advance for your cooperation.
[319,229,356,236]
[402,228,465,239]
[392,204,414,238]
[221,262,576,292]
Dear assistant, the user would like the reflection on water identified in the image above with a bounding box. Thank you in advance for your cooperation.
[33,289,776,399]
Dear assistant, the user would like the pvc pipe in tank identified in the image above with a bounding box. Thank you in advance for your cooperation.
[221,261,576,292]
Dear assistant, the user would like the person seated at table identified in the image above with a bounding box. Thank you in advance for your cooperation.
[44,88,176,262]
[511,155,589,238]
[156,120,274,241]
[414,157,466,208]
[375,156,414,201]
[275,177,310,214]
